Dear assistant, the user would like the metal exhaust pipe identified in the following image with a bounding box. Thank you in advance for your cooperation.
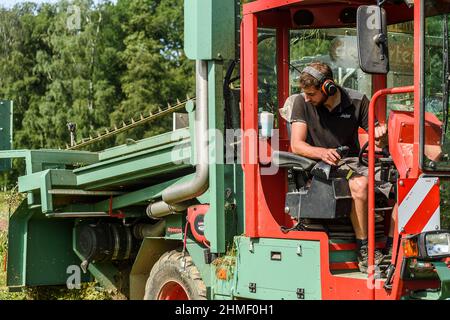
[147,60,209,218]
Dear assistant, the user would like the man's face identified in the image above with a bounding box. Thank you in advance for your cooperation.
[302,86,327,107]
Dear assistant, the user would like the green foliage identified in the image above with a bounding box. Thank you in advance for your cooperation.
[0,0,194,187]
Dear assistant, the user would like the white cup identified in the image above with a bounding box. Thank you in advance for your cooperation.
[259,111,274,138]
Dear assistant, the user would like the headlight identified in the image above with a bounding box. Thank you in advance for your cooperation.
[425,232,450,258]
[403,231,450,260]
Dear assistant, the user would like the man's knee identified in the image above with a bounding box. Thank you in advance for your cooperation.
[349,175,368,201]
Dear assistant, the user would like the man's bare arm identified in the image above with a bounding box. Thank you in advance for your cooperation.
[290,122,341,165]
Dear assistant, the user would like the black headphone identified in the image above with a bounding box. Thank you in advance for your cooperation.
[302,66,337,97]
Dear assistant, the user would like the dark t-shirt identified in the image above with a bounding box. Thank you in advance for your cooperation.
[290,86,370,157]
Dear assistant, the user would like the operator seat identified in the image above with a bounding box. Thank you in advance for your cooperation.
[275,95,388,240]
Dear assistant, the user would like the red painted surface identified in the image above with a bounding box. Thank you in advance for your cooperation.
[397,178,440,235]
[238,0,440,301]
[369,86,415,299]
[388,111,442,178]
[158,281,189,300]
[412,0,421,178]
[187,205,210,245]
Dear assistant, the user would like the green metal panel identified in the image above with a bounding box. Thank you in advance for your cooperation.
[98,129,190,161]
[18,169,78,213]
[186,240,212,288]
[129,238,180,300]
[7,200,89,287]
[7,201,35,288]
[205,61,226,254]
[184,0,236,60]
[0,149,98,175]
[165,215,184,240]
[75,136,192,189]
[93,174,196,212]
[233,237,322,300]
[210,263,235,299]
[0,100,13,171]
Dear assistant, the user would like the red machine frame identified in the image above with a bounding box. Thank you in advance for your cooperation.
[240,0,438,299]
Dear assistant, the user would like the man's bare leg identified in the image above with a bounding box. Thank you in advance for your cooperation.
[349,175,368,240]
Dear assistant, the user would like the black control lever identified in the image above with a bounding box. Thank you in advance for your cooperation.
[336,146,350,158]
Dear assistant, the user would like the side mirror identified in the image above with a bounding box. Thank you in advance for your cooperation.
[357,5,389,74]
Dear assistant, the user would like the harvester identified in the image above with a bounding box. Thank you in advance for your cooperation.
[1,0,450,300]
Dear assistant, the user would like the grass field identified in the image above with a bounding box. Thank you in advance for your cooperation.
[0,192,119,300]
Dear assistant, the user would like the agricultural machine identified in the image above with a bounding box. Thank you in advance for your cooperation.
[1,0,450,300]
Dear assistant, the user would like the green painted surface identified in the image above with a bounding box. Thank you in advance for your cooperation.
[7,201,35,287]
[408,262,450,300]
[0,100,13,171]
[7,200,89,287]
[18,169,77,193]
[75,139,192,189]
[130,238,180,300]
[233,237,322,300]
[0,150,99,174]
[205,61,226,254]
[184,0,235,60]
[165,215,184,240]
[186,240,212,288]
[93,174,196,211]
[210,262,235,299]
[97,128,190,161]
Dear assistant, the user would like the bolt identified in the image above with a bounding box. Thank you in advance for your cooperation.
[284,207,290,214]
[399,180,404,186]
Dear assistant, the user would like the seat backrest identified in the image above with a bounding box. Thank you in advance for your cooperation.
[272,150,317,171]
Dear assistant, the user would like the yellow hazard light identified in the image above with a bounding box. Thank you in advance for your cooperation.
[403,238,419,258]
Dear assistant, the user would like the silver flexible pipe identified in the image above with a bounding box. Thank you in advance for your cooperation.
[147,60,209,218]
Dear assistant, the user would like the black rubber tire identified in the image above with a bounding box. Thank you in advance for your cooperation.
[143,249,207,300]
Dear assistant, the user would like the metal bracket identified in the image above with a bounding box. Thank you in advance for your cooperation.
[297,288,305,299]
[297,244,303,256]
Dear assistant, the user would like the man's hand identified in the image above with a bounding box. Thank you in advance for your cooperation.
[321,148,341,166]
[375,124,388,148]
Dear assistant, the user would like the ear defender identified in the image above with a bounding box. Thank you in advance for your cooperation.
[322,79,337,96]
[301,66,337,97]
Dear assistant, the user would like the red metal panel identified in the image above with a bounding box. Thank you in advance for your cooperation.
[242,14,259,237]
[412,0,421,178]
[276,27,290,140]
[372,75,387,124]
[369,86,414,300]
[244,0,302,15]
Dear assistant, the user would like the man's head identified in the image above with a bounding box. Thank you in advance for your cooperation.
[299,62,335,107]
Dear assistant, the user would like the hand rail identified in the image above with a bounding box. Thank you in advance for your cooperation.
[368,85,414,299]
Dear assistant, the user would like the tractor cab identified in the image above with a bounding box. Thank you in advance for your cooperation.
[240,0,450,298]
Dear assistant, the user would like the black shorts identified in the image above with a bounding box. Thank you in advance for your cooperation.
[333,157,392,198]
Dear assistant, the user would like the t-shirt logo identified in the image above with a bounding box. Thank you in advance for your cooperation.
[340,113,351,119]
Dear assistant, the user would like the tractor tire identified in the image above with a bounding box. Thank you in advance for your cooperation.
[144,249,207,300]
